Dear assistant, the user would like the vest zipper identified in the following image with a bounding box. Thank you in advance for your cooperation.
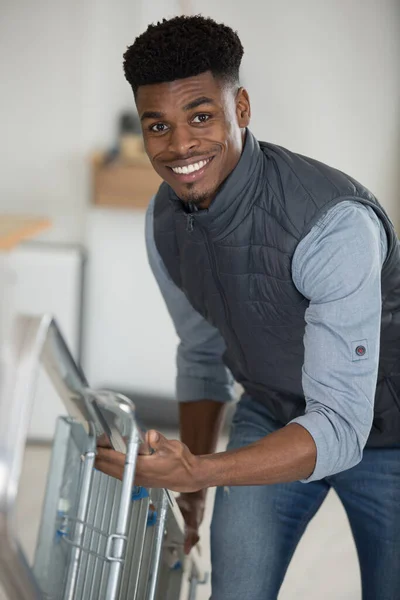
[186,214,194,232]
[198,223,248,373]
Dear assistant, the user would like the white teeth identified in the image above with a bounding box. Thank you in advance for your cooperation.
[172,159,210,174]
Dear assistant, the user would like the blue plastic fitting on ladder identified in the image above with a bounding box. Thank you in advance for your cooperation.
[131,486,149,501]
[131,487,157,526]
[147,509,158,527]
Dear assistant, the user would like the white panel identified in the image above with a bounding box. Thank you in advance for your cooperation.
[9,244,83,440]
[83,208,178,396]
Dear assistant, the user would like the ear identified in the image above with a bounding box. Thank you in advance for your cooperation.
[236,87,251,127]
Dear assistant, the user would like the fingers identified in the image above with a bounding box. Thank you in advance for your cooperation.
[98,430,177,458]
[98,431,153,456]
[97,434,112,448]
[96,447,125,465]
[139,439,153,455]
[184,527,200,555]
[176,494,201,554]
[95,434,162,475]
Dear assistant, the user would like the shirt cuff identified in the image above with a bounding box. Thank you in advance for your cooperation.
[176,376,235,403]
[289,412,333,483]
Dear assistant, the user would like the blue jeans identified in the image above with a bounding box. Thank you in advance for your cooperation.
[210,396,400,600]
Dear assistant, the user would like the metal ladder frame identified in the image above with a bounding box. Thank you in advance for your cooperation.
[0,314,204,600]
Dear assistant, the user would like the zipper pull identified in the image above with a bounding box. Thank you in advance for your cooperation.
[186,214,194,232]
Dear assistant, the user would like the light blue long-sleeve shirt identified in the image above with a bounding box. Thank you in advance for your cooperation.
[145,197,387,481]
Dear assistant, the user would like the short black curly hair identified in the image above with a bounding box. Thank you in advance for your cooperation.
[123,15,244,95]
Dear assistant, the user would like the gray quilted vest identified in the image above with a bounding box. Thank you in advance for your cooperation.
[154,130,400,447]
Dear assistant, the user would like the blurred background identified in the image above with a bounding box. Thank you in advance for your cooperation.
[0,0,399,598]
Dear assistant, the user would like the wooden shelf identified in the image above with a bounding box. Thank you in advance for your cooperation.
[0,216,51,251]
[92,160,162,209]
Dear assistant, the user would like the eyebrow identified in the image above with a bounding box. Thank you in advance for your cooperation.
[140,110,165,121]
[182,96,215,111]
[140,97,215,121]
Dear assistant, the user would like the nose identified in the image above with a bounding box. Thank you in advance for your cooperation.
[168,125,200,157]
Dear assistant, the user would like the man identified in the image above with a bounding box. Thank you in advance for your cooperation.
[96,15,400,600]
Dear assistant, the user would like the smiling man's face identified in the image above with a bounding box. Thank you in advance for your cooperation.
[135,71,251,209]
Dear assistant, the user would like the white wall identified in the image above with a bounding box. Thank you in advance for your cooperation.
[1,0,86,242]
[0,0,144,243]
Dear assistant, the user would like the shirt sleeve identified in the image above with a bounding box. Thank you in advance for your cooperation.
[145,197,235,403]
[291,200,387,482]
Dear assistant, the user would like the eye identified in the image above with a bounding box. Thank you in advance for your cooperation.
[192,114,211,124]
[149,123,169,133]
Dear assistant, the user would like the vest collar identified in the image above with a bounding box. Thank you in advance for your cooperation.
[168,129,265,239]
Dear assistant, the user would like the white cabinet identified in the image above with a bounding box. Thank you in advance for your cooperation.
[83,208,178,397]
[9,243,84,440]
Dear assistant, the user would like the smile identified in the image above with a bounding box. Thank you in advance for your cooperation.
[168,156,214,182]
[171,157,212,174]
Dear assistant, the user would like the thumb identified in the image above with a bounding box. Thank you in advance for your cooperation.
[146,429,164,451]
